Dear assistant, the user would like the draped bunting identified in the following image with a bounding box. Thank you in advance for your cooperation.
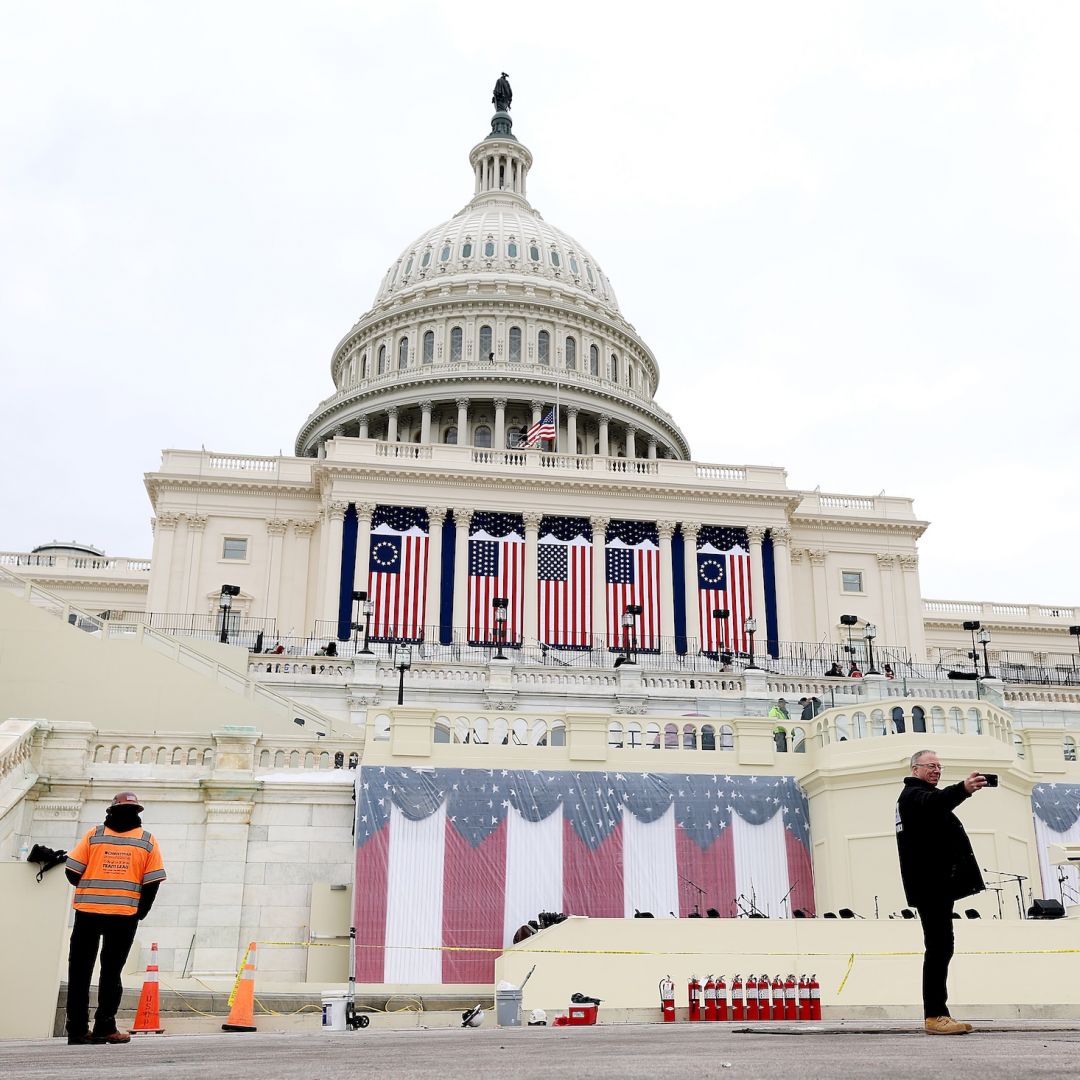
[354,767,814,984]
[1032,783,1080,902]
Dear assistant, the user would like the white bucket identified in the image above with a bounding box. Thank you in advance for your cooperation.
[321,992,348,1032]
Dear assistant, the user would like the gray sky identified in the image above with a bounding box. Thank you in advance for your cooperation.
[1,1,1077,604]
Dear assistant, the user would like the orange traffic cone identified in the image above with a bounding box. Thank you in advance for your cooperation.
[222,942,258,1032]
[130,942,165,1034]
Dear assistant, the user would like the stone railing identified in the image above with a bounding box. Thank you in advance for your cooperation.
[0,551,151,574]
[248,658,355,679]
[0,720,37,787]
[924,599,1079,622]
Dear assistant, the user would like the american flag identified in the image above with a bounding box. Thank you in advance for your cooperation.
[697,526,753,654]
[1032,783,1080,902]
[605,520,660,651]
[367,506,429,642]
[467,513,525,646]
[537,516,592,648]
[354,766,814,984]
[522,409,556,447]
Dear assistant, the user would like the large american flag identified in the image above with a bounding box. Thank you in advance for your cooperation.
[606,520,660,651]
[697,526,753,654]
[537,516,592,648]
[354,766,815,984]
[467,513,525,646]
[367,506,429,642]
[522,409,556,447]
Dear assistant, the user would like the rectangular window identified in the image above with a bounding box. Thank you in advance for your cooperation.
[222,538,248,561]
[841,570,863,593]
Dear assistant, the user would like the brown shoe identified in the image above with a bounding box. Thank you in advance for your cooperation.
[924,1016,971,1035]
[66,1032,93,1045]
[91,1031,132,1044]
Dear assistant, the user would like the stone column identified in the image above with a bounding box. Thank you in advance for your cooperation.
[657,520,677,647]
[522,510,542,646]
[877,554,898,647]
[590,516,609,649]
[146,513,179,612]
[183,514,208,613]
[420,401,433,444]
[771,526,794,645]
[352,502,376,599]
[625,425,637,459]
[357,414,369,439]
[264,519,287,623]
[647,436,657,460]
[746,526,768,632]
[386,406,398,444]
[288,519,317,633]
[531,399,543,427]
[899,555,926,660]
[450,507,474,637]
[598,414,611,458]
[425,505,446,638]
[566,406,579,454]
[809,549,828,637]
[680,521,700,650]
[493,398,507,450]
[456,397,469,445]
[319,501,348,627]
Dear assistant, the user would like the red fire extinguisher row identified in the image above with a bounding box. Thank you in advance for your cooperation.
[656,973,819,1023]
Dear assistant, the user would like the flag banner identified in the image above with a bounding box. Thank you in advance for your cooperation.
[696,526,753,654]
[368,506,429,642]
[523,409,556,447]
[605,520,660,652]
[468,513,525,646]
[354,766,814,984]
[1032,784,1080,906]
[537,516,592,648]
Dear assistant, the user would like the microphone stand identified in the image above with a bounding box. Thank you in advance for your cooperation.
[778,880,799,919]
[983,868,1028,919]
[679,873,706,917]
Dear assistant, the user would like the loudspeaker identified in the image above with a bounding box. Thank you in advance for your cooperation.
[1028,898,1066,919]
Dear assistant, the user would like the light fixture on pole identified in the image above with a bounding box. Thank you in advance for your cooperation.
[744,616,759,669]
[962,620,981,679]
[1071,626,1080,681]
[351,591,366,653]
[617,604,642,667]
[218,584,240,644]
[977,627,992,679]
[394,644,412,705]
[356,598,374,653]
[839,614,858,664]
[864,622,879,675]
[492,597,508,660]
[712,608,730,658]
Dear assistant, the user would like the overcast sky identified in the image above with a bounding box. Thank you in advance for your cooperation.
[2,2,1077,605]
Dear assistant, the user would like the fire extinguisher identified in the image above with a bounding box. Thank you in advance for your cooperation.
[659,976,676,1023]
[730,974,744,1022]
[688,974,702,1022]
[745,974,759,1021]
[798,974,811,1022]
[757,973,770,1021]
[771,975,785,1020]
[703,975,717,1022]
[809,973,821,1021]
[784,973,797,1021]
[716,974,728,1022]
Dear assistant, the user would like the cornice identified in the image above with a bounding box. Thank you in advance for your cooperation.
[924,617,1077,636]
[22,576,149,591]
[792,513,928,538]
[145,478,318,501]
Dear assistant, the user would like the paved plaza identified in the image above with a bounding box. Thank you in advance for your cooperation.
[3,1023,1080,1080]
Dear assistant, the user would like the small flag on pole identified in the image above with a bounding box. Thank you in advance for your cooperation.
[522,409,556,447]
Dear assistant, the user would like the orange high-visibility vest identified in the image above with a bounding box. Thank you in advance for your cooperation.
[65,825,166,916]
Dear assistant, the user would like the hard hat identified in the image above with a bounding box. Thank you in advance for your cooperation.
[110,791,144,812]
[461,1005,484,1028]
[528,1008,547,1025]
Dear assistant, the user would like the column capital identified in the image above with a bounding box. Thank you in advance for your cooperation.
[898,554,919,571]
[266,519,288,537]
[656,520,677,541]
[291,518,318,535]
[493,397,508,410]
[598,413,611,426]
[455,396,470,409]
[522,510,543,530]
[590,515,609,534]
[185,514,208,532]
[746,526,767,544]
[790,547,806,564]
[771,526,792,547]
[452,507,474,528]
[808,549,827,566]
[327,500,349,522]
[386,405,398,418]
[531,399,545,411]
[420,399,433,413]
[154,512,180,531]
[876,553,896,568]
[355,502,376,523]
[647,435,657,448]
[625,423,637,436]
[426,505,447,522]
[565,405,580,418]
[681,520,701,541]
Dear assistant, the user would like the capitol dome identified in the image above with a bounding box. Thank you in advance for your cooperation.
[295,93,690,461]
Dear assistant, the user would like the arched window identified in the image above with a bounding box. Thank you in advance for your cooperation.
[627,361,635,388]
[439,243,451,262]
[422,330,434,364]
[420,248,432,269]
[509,326,522,362]
[891,706,907,734]
[461,240,473,259]
[360,352,368,379]
[569,255,580,276]
[404,256,413,276]
[479,325,493,361]
[398,337,408,369]
[474,425,492,448]
[450,327,463,362]
[1066,736,1077,763]
[443,426,457,445]
[565,336,577,370]
[537,330,550,365]
[589,344,599,375]
[529,243,541,263]
[550,248,561,268]
[608,353,618,380]
[484,238,496,258]
[912,706,926,733]
[377,344,387,374]
[507,241,518,259]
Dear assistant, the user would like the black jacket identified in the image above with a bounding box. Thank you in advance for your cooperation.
[895,776,984,907]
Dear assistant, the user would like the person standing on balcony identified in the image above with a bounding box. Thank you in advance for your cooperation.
[895,751,987,1035]
[63,792,167,1045]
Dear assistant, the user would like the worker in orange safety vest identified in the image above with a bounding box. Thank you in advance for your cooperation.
[63,792,167,1045]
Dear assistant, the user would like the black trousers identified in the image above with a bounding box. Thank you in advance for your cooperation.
[66,910,140,1036]
[916,898,955,1018]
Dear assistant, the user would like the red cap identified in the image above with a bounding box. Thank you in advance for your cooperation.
[110,791,144,812]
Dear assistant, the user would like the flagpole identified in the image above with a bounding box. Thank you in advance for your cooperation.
[555,375,561,454]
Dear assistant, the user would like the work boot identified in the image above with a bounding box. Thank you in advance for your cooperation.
[66,1032,93,1046]
[92,1031,132,1044]
[924,1016,971,1035]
